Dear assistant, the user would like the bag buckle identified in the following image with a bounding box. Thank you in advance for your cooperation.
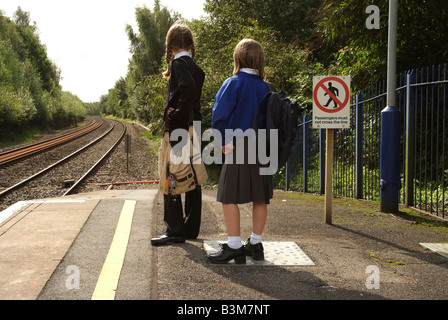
[169,174,176,192]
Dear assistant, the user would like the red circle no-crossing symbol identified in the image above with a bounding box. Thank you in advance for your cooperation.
[313,77,350,113]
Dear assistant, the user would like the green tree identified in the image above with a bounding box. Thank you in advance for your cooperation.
[13,7,61,96]
[312,0,448,89]
[84,101,101,116]
[98,94,109,115]
[125,0,179,81]
[203,0,321,43]
[107,77,130,119]
[192,1,325,116]
[0,8,86,139]
[115,0,180,128]
[61,91,86,127]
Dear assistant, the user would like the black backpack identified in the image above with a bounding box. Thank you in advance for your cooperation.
[253,83,299,173]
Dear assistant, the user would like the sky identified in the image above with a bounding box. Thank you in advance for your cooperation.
[1,0,206,103]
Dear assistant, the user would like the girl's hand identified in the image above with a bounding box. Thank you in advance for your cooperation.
[167,107,175,120]
[222,142,235,154]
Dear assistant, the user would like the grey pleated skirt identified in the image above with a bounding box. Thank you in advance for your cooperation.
[216,138,273,204]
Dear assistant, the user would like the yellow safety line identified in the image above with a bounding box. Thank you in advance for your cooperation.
[91,200,136,300]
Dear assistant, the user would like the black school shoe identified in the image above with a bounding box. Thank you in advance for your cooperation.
[151,234,185,246]
[244,238,265,261]
[207,243,246,264]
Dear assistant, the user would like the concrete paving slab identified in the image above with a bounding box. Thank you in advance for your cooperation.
[37,189,158,300]
[2,187,448,301]
[0,197,100,300]
[0,260,60,300]
[420,243,448,259]
[204,240,315,266]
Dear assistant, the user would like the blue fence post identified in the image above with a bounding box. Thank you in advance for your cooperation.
[380,105,401,213]
[303,114,309,193]
[319,129,326,195]
[355,93,364,199]
[405,71,416,207]
[285,161,290,191]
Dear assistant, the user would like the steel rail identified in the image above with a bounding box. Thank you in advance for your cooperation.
[0,120,98,157]
[0,120,116,198]
[0,120,102,166]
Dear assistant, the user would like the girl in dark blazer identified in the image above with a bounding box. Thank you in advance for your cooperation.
[151,23,205,246]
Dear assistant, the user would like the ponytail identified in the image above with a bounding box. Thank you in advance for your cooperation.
[190,43,196,59]
[162,23,196,79]
[163,45,173,79]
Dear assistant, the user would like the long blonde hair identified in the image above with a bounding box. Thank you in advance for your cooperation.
[233,38,266,80]
[163,23,196,78]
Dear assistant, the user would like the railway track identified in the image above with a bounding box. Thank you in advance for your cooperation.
[63,120,126,196]
[0,118,127,211]
[0,120,102,166]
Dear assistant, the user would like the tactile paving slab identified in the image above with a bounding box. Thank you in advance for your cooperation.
[420,243,448,259]
[204,240,315,266]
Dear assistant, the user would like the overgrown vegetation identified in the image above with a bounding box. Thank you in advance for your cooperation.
[2,1,447,151]
[99,0,448,138]
[0,8,93,141]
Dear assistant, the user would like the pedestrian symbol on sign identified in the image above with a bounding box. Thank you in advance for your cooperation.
[313,76,350,114]
[323,82,340,109]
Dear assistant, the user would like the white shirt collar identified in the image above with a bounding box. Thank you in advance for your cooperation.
[240,68,259,75]
[174,51,191,59]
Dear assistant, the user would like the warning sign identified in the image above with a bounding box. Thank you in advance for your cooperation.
[312,76,351,129]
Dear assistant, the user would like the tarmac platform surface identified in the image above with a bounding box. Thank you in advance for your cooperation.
[1,187,448,301]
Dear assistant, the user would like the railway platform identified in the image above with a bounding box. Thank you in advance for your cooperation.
[1,187,448,304]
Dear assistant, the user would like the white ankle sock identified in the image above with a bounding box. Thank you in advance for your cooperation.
[250,232,262,245]
[227,236,242,249]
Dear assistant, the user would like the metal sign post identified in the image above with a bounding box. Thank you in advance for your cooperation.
[380,0,400,213]
[313,76,351,224]
[324,128,334,224]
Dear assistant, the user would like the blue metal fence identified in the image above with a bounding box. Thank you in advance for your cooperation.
[276,64,447,219]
